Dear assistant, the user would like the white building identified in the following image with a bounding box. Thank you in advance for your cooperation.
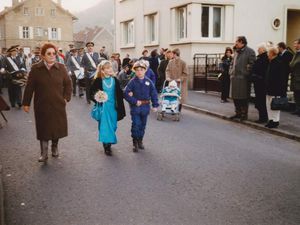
[115,0,300,89]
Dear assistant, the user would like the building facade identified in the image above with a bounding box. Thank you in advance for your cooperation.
[0,0,77,53]
[115,0,300,88]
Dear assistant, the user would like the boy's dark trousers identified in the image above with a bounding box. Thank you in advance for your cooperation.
[130,105,149,139]
[7,81,22,107]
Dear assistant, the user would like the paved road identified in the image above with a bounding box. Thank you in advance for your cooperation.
[0,96,300,225]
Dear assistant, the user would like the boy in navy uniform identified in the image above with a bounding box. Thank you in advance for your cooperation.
[124,60,159,152]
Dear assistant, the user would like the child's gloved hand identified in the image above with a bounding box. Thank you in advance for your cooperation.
[136,100,142,106]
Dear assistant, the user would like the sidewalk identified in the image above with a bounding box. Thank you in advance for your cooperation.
[183,91,300,142]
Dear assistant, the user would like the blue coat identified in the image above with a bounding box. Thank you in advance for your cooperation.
[124,76,159,111]
[145,68,156,84]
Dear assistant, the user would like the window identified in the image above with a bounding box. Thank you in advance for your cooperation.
[145,13,158,44]
[23,7,29,15]
[35,7,44,16]
[50,9,56,17]
[121,20,134,46]
[51,28,57,40]
[177,6,187,40]
[23,26,29,39]
[35,27,43,37]
[201,5,223,39]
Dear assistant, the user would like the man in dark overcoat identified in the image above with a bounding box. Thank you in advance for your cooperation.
[229,36,256,121]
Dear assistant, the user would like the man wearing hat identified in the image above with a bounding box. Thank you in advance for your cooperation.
[31,47,41,65]
[124,60,159,152]
[65,43,75,63]
[81,41,100,104]
[66,48,84,97]
[3,46,27,108]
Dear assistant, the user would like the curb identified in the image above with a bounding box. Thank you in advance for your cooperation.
[0,166,4,225]
[183,104,300,143]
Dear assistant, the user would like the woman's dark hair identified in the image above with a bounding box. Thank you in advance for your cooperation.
[224,47,233,55]
[41,43,57,56]
[236,36,247,45]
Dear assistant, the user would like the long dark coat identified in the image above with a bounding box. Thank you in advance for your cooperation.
[22,61,72,140]
[265,56,285,96]
[229,46,256,99]
[90,77,126,121]
[290,52,300,91]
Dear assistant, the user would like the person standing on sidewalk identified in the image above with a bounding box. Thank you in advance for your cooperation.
[22,43,72,163]
[157,50,173,93]
[277,42,293,97]
[166,48,188,109]
[220,47,233,103]
[229,36,256,121]
[251,43,269,123]
[290,38,300,116]
[124,60,159,152]
[265,47,285,128]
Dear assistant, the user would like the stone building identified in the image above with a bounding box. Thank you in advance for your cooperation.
[0,0,77,54]
[73,26,114,56]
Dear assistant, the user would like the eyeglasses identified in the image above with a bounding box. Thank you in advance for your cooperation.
[46,52,56,56]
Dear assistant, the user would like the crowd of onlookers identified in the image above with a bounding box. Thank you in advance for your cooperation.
[1,36,300,131]
[219,36,300,129]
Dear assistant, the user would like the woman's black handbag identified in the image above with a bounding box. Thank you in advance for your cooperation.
[271,96,289,110]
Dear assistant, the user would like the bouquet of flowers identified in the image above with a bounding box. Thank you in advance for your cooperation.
[94,90,108,103]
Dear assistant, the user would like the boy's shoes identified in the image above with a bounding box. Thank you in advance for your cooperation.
[133,139,139,152]
[137,139,145,150]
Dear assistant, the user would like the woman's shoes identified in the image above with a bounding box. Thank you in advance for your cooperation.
[103,143,112,156]
[265,120,279,128]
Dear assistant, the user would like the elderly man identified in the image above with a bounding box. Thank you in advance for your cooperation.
[229,36,256,121]
[290,38,300,116]
[165,48,188,109]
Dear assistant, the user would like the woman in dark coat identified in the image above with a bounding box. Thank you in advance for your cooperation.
[251,43,269,123]
[22,43,72,162]
[220,47,233,103]
[90,60,125,156]
[265,47,285,129]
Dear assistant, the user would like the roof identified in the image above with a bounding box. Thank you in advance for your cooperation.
[0,0,78,20]
[73,26,113,43]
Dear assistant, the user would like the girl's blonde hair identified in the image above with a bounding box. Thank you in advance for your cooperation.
[94,60,113,79]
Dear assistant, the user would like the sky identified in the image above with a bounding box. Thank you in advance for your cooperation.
[0,0,102,13]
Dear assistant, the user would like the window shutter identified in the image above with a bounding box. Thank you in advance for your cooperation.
[48,27,52,40]
[57,28,61,40]
[19,26,23,39]
[29,27,34,39]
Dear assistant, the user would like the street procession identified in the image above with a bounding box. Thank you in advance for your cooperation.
[0,0,300,225]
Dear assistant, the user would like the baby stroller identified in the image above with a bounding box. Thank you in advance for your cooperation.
[157,80,181,121]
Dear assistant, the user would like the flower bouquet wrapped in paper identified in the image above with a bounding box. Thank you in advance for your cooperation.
[94,90,108,103]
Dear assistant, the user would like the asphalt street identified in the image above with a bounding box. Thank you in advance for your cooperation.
[0,95,300,225]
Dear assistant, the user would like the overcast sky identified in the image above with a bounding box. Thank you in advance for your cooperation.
[0,0,102,13]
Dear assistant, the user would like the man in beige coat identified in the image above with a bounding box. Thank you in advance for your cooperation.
[166,48,188,109]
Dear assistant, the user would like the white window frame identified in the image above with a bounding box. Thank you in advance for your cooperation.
[51,28,57,40]
[144,13,159,46]
[35,7,44,16]
[201,5,224,40]
[50,9,56,17]
[23,7,29,16]
[121,19,135,48]
[176,6,187,41]
[22,26,29,39]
